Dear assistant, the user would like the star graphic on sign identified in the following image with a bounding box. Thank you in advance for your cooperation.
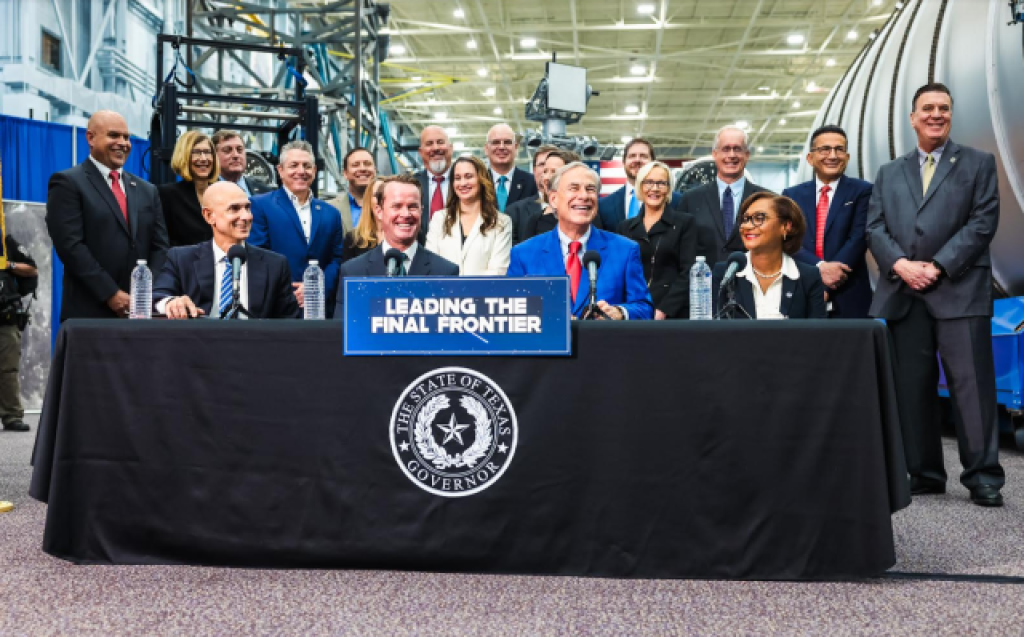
[437,413,470,445]
[497,443,508,454]
[399,441,410,452]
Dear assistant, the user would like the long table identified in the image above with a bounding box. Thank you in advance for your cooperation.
[30,320,909,579]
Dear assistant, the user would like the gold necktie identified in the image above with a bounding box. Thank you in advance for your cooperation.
[922,154,936,195]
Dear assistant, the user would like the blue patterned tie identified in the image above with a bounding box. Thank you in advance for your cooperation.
[497,176,509,212]
[218,258,233,317]
[628,189,640,219]
[721,186,735,237]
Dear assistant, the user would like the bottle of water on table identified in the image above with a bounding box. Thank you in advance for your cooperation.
[304,260,325,320]
[689,256,713,320]
[129,259,152,319]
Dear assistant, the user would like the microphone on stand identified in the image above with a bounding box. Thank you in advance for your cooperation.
[226,244,247,312]
[581,251,608,320]
[385,248,404,277]
[719,251,747,291]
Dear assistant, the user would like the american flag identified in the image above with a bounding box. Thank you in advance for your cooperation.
[594,160,687,197]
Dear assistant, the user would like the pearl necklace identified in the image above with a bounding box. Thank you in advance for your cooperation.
[752,267,783,279]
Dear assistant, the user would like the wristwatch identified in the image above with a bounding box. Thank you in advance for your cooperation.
[7,262,16,271]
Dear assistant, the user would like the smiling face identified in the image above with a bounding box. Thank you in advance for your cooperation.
[712,128,749,183]
[541,155,566,197]
[738,199,790,254]
[485,124,518,173]
[624,142,653,184]
[418,126,452,176]
[376,181,422,249]
[550,166,599,235]
[910,90,953,151]
[203,182,253,249]
[277,148,316,198]
[451,159,480,204]
[87,111,132,170]
[639,166,670,210]
[190,139,215,181]
[533,151,553,196]
[807,131,849,182]
[215,135,246,181]
[344,149,376,194]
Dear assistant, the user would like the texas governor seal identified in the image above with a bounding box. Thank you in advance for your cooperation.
[390,367,518,497]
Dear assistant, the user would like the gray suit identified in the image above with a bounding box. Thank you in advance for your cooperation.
[866,139,1003,489]
[322,191,357,236]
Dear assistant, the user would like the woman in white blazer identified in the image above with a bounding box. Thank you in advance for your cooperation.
[426,155,512,275]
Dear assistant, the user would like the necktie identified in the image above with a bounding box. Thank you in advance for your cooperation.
[218,258,233,317]
[567,241,582,304]
[922,154,936,195]
[400,254,409,276]
[627,189,640,219]
[109,170,129,225]
[815,184,831,260]
[497,176,509,212]
[430,175,445,218]
[721,186,735,237]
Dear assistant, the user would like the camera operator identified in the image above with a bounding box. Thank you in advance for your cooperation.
[0,235,37,432]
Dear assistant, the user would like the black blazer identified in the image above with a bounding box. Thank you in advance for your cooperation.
[505,198,543,244]
[158,179,212,247]
[678,180,771,265]
[494,167,538,209]
[712,258,827,319]
[46,159,169,321]
[152,240,300,319]
[341,232,376,263]
[617,208,697,318]
[335,245,459,316]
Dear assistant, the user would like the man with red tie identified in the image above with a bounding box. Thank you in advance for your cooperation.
[413,125,453,244]
[507,162,652,320]
[782,125,873,318]
[46,110,169,320]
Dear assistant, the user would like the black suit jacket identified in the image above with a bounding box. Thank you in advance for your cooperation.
[334,245,459,316]
[678,180,771,265]
[712,259,827,319]
[598,185,683,230]
[617,208,697,318]
[158,179,212,247]
[152,240,300,319]
[46,159,169,321]
[505,198,543,244]
[493,167,538,209]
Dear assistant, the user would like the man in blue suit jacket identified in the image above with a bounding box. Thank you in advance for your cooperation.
[782,124,873,318]
[598,138,681,230]
[508,162,653,320]
[249,141,345,317]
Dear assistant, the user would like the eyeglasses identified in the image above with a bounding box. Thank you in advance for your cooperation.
[488,139,516,147]
[810,145,847,156]
[738,212,772,227]
[716,145,748,155]
[642,180,670,190]
[191,149,214,157]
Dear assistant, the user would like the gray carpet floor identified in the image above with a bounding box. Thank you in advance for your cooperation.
[3,415,1024,636]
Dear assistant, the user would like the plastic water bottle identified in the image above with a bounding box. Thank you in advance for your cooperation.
[129,259,152,319]
[303,260,325,320]
[689,256,713,320]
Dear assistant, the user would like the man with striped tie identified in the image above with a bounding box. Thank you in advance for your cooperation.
[153,181,300,319]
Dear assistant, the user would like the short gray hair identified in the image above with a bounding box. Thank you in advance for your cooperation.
[549,161,601,194]
[712,125,750,152]
[280,140,315,162]
[635,161,675,192]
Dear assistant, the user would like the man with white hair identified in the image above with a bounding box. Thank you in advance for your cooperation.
[507,162,652,320]
[484,123,538,212]
[677,125,771,265]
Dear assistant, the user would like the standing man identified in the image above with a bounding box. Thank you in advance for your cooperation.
[598,138,681,230]
[0,235,37,432]
[249,141,345,316]
[506,144,559,244]
[46,110,169,320]
[677,125,770,265]
[212,130,275,196]
[783,125,873,318]
[867,83,1004,507]
[325,147,377,236]
[484,124,537,212]
[414,125,454,220]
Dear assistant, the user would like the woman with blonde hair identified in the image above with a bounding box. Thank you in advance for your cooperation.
[158,130,220,246]
[342,176,386,262]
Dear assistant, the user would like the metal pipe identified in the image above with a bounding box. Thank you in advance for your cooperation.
[179,105,301,120]
[354,0,362,149]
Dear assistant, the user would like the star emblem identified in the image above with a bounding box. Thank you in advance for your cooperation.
[497,443,508,454]
[436,413,470,445]
[399,441,410,452]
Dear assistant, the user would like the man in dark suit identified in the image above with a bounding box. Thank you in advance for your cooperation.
[507,162,653,320]
[485,123,538,212]
[783,124,873,318]
[677,125,770,265]
[212,129,275,196]
[867,83,1003,507]
[335,174,459,316]
[414,125,454,220]
[250,141,345,316]
[46,110,169,321]
[598,138,682,230]
[153,181,300,319]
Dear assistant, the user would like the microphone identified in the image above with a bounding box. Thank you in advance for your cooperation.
[384,248,404,277]
[582,251,601,296]
[227,244,247,306]
[719,251,747,291]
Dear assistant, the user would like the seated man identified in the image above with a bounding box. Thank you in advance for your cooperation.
[508,162,653,320]
[153,181,301,319]
[335,174,458,316]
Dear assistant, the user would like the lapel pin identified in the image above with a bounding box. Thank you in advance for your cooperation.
[130,181,137,187]
[786,291,793,298]
[950,157,957,164]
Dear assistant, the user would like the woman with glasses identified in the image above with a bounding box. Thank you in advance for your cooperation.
[158,131,220,246]
[712,191,826,319]
[426,156,512,275]
[616,161,696,319]
[342,177,386,263]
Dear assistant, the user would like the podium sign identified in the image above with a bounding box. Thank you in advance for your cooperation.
[343,276,571,356]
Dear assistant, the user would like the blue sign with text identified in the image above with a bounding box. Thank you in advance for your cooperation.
[344,276,571,356]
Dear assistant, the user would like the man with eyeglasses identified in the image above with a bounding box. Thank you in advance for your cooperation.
[677,125,770,265]
[598,138,682,230]
[212,130,275,197]
[782,125,872,318]
[484,124,538,213]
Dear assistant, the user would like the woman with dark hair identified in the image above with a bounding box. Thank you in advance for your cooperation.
[425,155,512,275]
[712,192,826,319]
[158,130,220,246]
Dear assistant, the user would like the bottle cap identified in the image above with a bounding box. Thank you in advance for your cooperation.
[309,260,319,266]
[137,259,147,265]
[696,256,705,262]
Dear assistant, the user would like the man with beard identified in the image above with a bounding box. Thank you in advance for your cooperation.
[598,138,681,231]
[325,147,377,235]
[212,130,275,196]
[484,123,537,212]
[415,125,454,221]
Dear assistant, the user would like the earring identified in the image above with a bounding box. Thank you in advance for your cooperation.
[783,232,788,241]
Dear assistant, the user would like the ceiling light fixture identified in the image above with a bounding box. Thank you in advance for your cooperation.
[756,146,764,153]
[630,63,646,76]
[520,37,537,48]
[389,44,406,56]
[453,141,466,151]
[736,120,749,129]
[779,118,787,125]
[483,87,496,96]
[625,105,639,113]
[786,34,805,45]
[445,127,458,136]
[637,3,656,14]
[435,112,447,121]
[412,76,422,82]
[493,107,503,115]
[825,58,836,67]
[846,30,859,40]
[467,39,477,50]
[454,8,465,18]
[792,101,801,108]
[477,68,488,77]
[807,81,817,92]
[620,135,633,144]
[758,86,770,91]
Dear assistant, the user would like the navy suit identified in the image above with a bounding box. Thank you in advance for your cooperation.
[249,189,345,316]
[712,260,827,319]
[507,227,653,320]
[334,245,459,317]
[677,180,771,265]
[782,175,873,318]
[598,185,682,230]
[152,241,301,318]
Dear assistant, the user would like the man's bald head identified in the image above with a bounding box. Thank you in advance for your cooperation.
[485,123,519,174]
[86,110,132,170]
[202,181,253,251]
[419,125,452,176]
[202,181,247,209]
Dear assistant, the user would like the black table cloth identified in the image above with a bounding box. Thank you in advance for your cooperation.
[31,320,909,579]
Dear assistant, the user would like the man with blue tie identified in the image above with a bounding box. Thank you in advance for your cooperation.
[249,141,345,317]
[485,123,538,213]
[598,138,682,230]
[507,162,653,320]
[782,125,873,318]
[212,130,275,196]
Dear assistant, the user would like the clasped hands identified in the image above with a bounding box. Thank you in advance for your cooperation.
[893,258,942,291]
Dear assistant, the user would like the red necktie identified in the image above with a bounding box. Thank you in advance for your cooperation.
[430,175,444,218]
[110,170,129,225]
[567,241,582,303]
[814,184,830,260]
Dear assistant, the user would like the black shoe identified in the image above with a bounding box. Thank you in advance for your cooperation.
[910,477,946,495]
[2,419,29,432]
[969,485,1003,508]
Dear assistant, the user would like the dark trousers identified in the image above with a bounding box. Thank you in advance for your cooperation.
[0,324,24,423]
[887,297,1004,489]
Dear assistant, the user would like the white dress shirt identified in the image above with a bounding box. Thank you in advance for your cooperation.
[380,238,418,271]
[736,253,800,320]
[814,176,838,214]
[428,172,449,208]
[284,186,313,241]
[155,241,249,317]
[88,155,118,192]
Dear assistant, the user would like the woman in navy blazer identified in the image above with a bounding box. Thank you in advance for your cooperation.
[712,192,826,319]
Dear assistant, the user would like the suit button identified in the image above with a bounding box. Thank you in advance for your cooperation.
[915,228,924,236]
